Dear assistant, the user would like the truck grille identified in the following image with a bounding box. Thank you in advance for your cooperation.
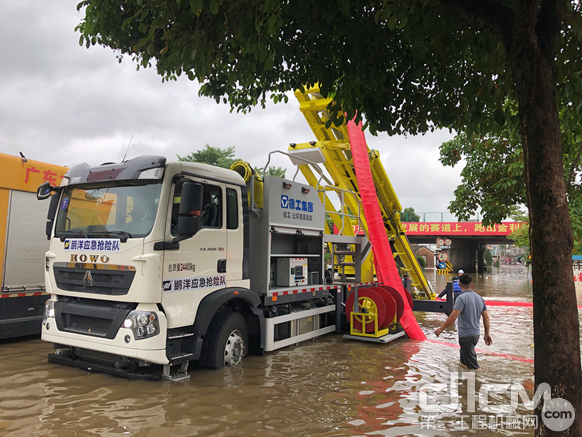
[53,263,135,296]
[55,297,136,339]
[64,316,109,337]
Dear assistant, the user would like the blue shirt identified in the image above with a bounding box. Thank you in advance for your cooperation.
[453,291,487,337]
[438,282,463,300]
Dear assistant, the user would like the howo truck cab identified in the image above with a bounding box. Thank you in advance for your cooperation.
[38,155,341,380]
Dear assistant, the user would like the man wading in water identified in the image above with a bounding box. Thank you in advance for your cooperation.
[434,274,492,370]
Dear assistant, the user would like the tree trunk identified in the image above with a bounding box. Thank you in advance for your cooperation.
[509,3,582,436]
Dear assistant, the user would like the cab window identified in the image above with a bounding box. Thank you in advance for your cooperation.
[171,182,223,236]
[226,188,238,230]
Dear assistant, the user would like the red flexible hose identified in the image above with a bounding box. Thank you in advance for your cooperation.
[347,119,426,340]
[436,298,582,309]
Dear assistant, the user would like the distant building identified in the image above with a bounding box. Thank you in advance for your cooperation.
[506,245,528,256]
[410,244,435,268]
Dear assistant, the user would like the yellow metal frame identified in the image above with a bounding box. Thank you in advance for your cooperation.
[292,86,435,299]
[349,311,389,338]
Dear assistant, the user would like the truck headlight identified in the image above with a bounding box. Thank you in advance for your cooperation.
[43,300,55,325]
[123,311,160,340]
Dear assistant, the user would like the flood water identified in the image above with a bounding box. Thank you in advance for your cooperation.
[0,266,579,436]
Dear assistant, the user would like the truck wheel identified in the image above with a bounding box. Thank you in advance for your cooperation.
[200,312,248,369]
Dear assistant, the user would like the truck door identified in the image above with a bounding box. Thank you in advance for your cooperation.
[161,179,227,328]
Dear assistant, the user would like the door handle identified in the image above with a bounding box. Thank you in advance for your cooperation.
[217,259,227,273]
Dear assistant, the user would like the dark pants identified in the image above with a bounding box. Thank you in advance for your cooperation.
[459,334,480,369]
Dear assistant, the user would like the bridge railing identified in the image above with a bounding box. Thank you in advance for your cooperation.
[402,212,483,222]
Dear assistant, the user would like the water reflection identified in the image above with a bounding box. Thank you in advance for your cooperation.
[430,265,533,301]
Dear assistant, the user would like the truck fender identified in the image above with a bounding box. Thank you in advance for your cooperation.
[191,287,265,359]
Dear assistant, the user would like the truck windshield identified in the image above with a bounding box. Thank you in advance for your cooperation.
[55,182,162,239]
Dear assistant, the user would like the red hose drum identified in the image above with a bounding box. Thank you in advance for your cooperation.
[369,286,398,327]
[378,285,405,322]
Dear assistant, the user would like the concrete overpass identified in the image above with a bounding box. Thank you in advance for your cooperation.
[402,222,525,273]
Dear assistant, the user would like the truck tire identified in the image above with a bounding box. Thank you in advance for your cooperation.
[200,312,248,369]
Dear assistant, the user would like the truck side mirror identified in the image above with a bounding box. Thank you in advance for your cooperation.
[178,182,204,237]
[46,192,61,240]
[37,182,52,200]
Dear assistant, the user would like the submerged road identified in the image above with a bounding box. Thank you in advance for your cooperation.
[0,266,579,436]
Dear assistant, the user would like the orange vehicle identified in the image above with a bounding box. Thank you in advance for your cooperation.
[0,153,66,339]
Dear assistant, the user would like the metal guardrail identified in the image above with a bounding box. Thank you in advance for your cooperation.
[402,212,524,223]
[402,212,481,222]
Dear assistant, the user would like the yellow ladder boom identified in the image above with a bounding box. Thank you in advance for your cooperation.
[290,85,435,299]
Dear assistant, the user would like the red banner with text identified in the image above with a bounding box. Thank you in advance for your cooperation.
[402,222,525,235]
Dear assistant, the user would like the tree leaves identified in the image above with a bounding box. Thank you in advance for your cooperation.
[494,108,505,127]
[440,102,582,234]
[178,144,238,168]
[388,15,397,30]
[190,0,202,16]
[264,53,275,71]
[209,0,218,14]
[402,207,420,222]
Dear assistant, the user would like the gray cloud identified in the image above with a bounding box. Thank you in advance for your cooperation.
[0,1,462,216]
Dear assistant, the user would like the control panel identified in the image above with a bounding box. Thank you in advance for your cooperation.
[276,258,308,287]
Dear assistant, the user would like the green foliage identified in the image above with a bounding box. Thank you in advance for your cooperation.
[178,144,239,169]
[446,106,582,255]
[416,255,426,269]
[255,166,287,178]
[440,131,525,225]
[325,213,334,234]
[178,144,286,178]
[509,223,530,254]
[484,249,493,266]
[440,106,582,226]
[569,196,582,255]
[495,259,500,268]
[402,207,420,222]
[509,197,582,255]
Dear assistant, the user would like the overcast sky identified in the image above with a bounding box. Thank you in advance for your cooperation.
[0,1,464,218]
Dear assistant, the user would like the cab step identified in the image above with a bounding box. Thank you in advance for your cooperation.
[167,352,195,362]
[163,362,190,382]
[167,331,194,339]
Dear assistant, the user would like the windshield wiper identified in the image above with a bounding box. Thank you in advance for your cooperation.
[90,231,133,242]
[58,230,88,241]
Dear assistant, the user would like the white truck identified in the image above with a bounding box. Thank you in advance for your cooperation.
[38,154,352,380]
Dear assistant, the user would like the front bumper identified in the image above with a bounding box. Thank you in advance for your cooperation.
[42,303,169,365]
